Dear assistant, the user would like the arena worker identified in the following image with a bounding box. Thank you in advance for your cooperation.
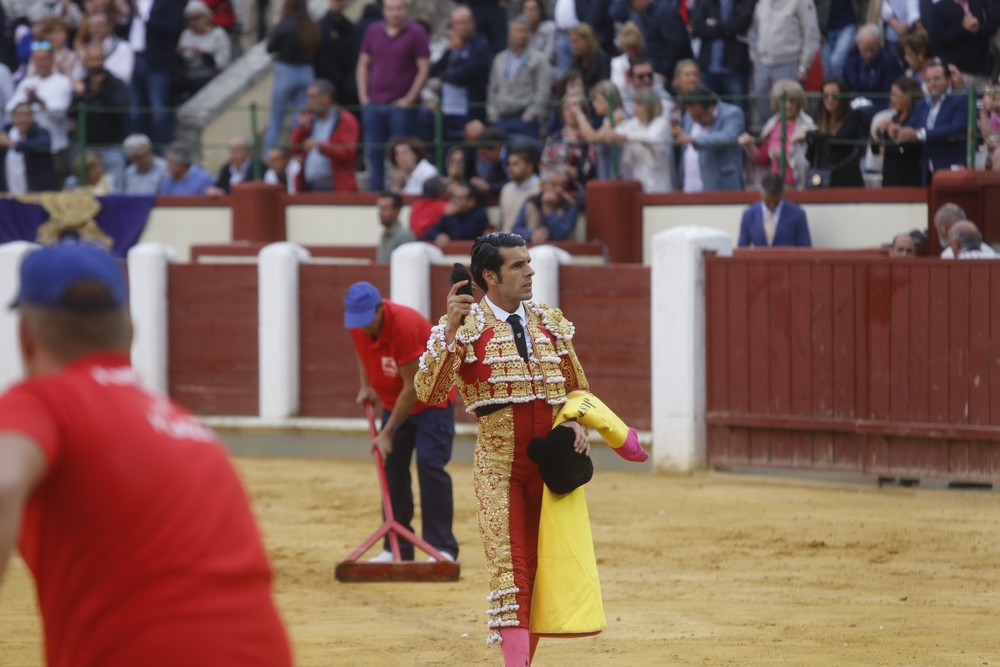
[414,232,647,666]
[344,281,459,563]
[0,242,292,667]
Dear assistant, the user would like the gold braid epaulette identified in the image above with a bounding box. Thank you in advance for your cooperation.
[526,301,576,341]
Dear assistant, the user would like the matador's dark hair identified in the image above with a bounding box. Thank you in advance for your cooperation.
[470,232,526,292]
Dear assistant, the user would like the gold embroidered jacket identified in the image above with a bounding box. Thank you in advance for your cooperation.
[414,300,589,412]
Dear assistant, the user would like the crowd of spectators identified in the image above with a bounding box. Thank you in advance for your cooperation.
[5,0,1000,216]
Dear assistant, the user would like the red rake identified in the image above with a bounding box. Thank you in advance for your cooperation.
[335,403,461,582]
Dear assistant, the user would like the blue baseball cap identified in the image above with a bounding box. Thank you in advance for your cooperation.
[12,243,126,310]
[344,281,382,329]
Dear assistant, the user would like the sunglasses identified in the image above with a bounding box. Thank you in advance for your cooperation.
[30,40,52,51]
[633,72,654,80]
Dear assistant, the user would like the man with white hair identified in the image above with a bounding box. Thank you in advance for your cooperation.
[949,221,995,259]
[122,134,168,194]
[934,203,997,258]
[206,135,254,196]
[842,24,902,112]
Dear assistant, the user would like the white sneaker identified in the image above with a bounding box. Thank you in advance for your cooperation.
[368,550,394,563]
[427,551,455,563]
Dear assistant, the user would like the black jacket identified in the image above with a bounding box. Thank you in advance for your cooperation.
[430,33,492,122]
[70,69,130,146]
[645,0,694,86]
[690,0,757,76]
[0,124,56,192]
[928,0,998,77]
[315,11,359,107]
[214,160,254,193]
[146,0,186,73]
[576,0,616,55]
[806,109,865,188]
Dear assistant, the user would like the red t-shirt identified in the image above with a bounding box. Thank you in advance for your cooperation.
[350,300,453,413]
[0,352,291,667]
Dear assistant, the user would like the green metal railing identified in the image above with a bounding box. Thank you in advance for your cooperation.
[59,86,991,191]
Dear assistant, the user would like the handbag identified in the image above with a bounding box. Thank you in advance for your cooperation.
[806,167,831,188]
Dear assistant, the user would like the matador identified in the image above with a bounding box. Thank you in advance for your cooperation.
[414,232,647,666]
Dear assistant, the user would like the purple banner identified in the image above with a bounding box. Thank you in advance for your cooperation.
[0,195,156,258]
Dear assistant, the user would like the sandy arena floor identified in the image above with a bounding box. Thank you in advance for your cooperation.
[2,457,999,666]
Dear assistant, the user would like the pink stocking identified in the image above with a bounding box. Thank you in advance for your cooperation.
[499,627,530,667]
[529,634,540,664]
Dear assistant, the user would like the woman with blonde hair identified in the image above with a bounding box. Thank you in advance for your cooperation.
[673,59,701,96]
[568,24,610,90]
[611,22,644,92]
[610,88,673,192]
[572,80,627,180]
[737,79,815,188]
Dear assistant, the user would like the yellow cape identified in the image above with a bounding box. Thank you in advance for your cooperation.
[530,390,630,636]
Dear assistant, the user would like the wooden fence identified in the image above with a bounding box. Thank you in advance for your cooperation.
[705,251,1000,481]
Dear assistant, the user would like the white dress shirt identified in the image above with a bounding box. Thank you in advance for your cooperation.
[103,36,135,84]
[485,296,534,356]
[4,126,28,194]
[129,0,155,53]
[942,243,998,259]
[5,73,74,152]
[554,0,580,30]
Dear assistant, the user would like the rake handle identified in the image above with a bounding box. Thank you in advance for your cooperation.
[365,402,402,561]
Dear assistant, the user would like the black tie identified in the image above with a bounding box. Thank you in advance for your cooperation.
[506,314,529,363]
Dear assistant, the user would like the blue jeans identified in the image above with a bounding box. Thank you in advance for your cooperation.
[130,54,173,146]
[381,405,458,560]
[494,114,541,143]
[263,62,315,152]
[555,31,574,80]
[701,71,750,116]
[362,103,418,191]
[821,25,856,79]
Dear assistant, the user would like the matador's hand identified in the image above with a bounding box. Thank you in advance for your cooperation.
[564,420,590,457]
[445,280,474,344]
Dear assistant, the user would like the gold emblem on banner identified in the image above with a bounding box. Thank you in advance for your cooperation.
[3,192,113,249]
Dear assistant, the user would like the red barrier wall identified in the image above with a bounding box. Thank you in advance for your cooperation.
[299,265,390,418]
[168,264,258,415]
[705,252,1000,481]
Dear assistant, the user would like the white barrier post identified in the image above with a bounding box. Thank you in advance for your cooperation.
[259,242,310,419]
[651,226,732,473]
[0,241,38,391]
[390,242,443,319]
[528,244,572,309]
[128,243,177,393]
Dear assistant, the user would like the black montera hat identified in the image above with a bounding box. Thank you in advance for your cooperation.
[526,424,594,495]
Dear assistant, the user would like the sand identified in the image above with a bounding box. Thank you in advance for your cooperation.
[2,457,999,667]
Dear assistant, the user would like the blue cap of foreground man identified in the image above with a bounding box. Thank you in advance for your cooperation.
[11,242,126,310]
[344,281,382,329]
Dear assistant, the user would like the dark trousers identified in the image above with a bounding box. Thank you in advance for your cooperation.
[471,3,509,56]
[381,405,458,560]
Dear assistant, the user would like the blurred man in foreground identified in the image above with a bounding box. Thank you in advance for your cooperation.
[0,243,292,667]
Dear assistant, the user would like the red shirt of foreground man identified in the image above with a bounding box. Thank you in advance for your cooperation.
[0,244,291,667]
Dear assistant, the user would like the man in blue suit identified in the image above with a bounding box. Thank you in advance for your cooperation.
[738,173,813,247]
[890,60,968,184]
[675,87,746,191]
